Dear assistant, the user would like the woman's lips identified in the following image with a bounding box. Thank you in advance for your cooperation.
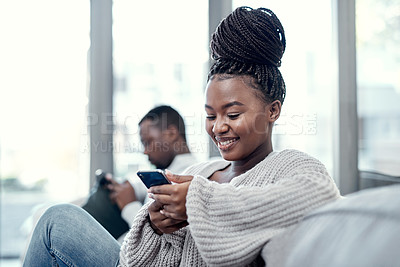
[215,137,239,151]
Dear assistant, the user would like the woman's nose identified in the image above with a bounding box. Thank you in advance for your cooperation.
[212,118,229,134]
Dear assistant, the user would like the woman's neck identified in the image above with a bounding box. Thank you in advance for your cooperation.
[209,142,273,184]
[231,143,272,175]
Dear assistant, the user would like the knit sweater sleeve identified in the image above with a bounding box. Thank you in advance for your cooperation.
[186,156,340,266]
[118,200,187,267]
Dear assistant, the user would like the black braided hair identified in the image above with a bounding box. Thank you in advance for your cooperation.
[208,6,286,104]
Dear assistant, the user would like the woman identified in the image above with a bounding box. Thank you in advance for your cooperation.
[23,6,340,267]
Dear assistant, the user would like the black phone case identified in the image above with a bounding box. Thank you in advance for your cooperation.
[137,170,171,188]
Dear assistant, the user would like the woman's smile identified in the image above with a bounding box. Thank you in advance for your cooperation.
[205,75,274,162]
[215,136,240,151]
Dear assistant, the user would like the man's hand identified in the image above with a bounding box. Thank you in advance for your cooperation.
[107,178,137,210]
[148,170,194,221]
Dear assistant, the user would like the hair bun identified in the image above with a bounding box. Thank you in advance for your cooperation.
[211,6,286,67]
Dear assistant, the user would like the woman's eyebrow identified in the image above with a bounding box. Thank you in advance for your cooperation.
[205,101,244,110]
[205,104,213,110]
[222,101,244,109]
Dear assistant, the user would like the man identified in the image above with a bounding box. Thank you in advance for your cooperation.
[20,105,198,263]
[106,105,197,242]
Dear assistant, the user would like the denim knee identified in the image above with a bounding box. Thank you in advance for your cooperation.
[39,203,85,226]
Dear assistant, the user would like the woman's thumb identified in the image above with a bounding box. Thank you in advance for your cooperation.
[165,169,193,183]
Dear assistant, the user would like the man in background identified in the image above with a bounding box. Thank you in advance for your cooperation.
[20,105,198,262]
[105,105,197,242]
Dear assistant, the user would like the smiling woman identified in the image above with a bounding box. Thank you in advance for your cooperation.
[205,76,276,164]
[22,6,341,267]
[120,6,341,266]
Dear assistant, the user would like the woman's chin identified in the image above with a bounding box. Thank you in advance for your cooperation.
[220,151,241,161]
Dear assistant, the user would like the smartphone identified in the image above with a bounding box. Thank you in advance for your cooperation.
[136,169,171,189]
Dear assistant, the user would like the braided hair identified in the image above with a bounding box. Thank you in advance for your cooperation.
[208,6,286,104]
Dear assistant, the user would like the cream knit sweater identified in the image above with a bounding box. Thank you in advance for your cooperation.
[119,149,340,267]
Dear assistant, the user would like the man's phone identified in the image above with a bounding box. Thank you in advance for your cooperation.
[136,170,171,189]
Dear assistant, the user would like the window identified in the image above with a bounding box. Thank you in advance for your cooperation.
[0,0,90,260]
[356,0,400,176]
[112,0,209,180]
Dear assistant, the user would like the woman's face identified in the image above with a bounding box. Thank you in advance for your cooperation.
[205,75,274,162]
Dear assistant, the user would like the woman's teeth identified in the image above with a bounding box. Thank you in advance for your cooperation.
[219,139,235,146]
[217,138,238,149]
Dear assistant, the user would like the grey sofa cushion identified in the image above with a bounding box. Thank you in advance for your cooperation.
[263,184,400,267]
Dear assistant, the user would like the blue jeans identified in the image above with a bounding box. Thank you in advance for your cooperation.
[23,203,121,267]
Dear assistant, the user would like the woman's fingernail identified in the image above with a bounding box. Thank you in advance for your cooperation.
[148,193,154,199]
[160,210,165,215]
[165,169,172,176]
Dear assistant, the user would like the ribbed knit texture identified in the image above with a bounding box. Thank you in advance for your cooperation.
[118,149,340,266]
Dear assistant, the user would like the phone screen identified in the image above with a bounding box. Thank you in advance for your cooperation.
[136,170,171,188]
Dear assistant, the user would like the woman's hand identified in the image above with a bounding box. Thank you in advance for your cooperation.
[148,170,194,221]
[148,199,188,234]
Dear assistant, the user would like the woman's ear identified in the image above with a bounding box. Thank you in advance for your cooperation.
[268,100,281,122]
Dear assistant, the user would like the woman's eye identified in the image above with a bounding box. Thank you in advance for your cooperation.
[206,115,216,121]
[227,113,240,119]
